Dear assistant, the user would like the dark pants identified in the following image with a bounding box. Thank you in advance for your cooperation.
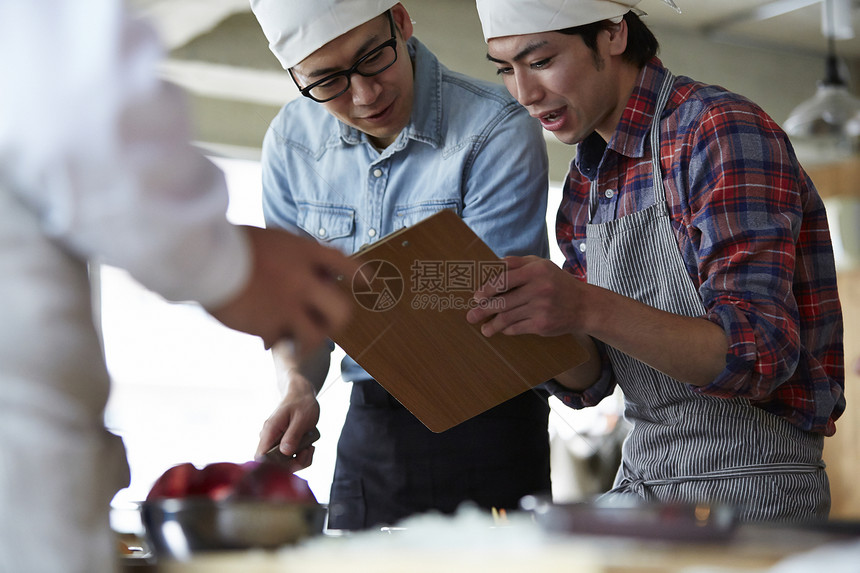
[327,379,551,530]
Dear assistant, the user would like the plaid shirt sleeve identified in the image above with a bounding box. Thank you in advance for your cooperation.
[674,95,844,435]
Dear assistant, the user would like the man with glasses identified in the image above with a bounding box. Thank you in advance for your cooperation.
[249,0,553,530]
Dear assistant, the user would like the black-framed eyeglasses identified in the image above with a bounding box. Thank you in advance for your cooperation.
[290,11,398,103]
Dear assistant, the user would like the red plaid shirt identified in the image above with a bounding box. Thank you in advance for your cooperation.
[550,58,845,436]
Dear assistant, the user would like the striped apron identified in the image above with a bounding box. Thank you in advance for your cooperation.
[585,72,829,523]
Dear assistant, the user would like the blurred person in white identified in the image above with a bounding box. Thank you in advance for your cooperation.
[0,1,356,571]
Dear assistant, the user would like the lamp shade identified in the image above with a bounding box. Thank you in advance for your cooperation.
[783,82,860,138]
[785,0,860,140]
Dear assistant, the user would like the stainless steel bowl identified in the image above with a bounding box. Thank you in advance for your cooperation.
[140,498,326,560]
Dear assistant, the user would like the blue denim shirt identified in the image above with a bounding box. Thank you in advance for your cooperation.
[261,38,549,381]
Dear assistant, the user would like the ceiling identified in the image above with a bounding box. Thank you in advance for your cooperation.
[126,0,860,166]
[641,0,860,54]
[130,0,860,55]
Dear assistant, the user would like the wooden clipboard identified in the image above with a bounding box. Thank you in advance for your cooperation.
[331,209,588,432]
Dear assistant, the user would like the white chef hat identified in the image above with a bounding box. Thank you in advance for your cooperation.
[249,0,400,69]
[476,0,680,42]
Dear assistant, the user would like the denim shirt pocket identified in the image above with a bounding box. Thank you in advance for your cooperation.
[297,202,356,254]
[394,199,461,229]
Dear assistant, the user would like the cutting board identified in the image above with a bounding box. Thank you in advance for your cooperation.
[331,209,588,432]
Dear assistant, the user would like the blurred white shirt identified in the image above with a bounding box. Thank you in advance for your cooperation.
[0,1,251,571]
[0,0,250,306]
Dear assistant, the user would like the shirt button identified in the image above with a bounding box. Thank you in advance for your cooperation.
[604,188,615,199]
[368,228,377,238]
[579,242,587,253]
[373,168,383,178]
[318,228,327,238]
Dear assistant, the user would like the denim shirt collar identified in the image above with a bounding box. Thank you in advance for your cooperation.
[338,37,443,152]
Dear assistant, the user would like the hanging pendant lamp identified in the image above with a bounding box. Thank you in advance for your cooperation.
[784,0,860,142]
[783,40,860,138]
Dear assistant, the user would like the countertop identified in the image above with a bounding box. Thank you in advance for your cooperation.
[124,508,860,573]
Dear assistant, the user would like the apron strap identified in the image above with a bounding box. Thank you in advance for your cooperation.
[604,461,826,501]
[649,71,675,209]
[588,70,675,222]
